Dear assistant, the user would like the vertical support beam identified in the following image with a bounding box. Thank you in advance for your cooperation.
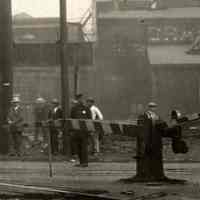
[60,0,70,117]
[151,69,157,101]
[47,125,53,177]
[73,44,79,96]
[92,0,97,42]
[60,0,71,156]
[0,0,13,154]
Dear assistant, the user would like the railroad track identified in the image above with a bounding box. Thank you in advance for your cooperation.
[0,182,120,200]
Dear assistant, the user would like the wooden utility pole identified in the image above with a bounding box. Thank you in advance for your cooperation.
[60,0,69,116]
[59,0,71,156]
[73,44,79,96]
[0,0,13,154]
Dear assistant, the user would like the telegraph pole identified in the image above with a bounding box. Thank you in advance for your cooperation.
[60,0,70,116]
[73,44,79,96]
[59,0,71,156]
[0,0,13,154]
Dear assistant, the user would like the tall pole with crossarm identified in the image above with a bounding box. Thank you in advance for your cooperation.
[60,0,71,156]
[0,0,13,154]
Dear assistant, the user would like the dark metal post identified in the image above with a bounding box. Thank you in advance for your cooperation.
[74,64,79,96]
[60,0,71,157]
[73,44,79,96]
[47,125,53,177]
[0,0,13,154]
[60,0,70,116]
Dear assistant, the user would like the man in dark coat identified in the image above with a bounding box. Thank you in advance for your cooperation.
[136,102,168,181]
[70,94,92,167]
[7,96,24,156]
[48,99,63,155]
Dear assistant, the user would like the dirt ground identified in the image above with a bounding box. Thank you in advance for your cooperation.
[0,131,200,199]
[0,161,199,199]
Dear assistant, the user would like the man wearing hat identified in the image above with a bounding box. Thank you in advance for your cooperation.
[86,97,103,155]
[70,93,92,167]
[7,96,24,156]
[136,101,168,179]
[48,99,63,155]
[137,101,160,157]
[145,102,159,122]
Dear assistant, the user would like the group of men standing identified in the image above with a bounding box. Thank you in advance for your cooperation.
[70,94,103,167]
[6,94,104,167]
[7,96,64,157]
[7,96,24,156]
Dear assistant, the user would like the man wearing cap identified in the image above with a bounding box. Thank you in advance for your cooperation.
[48,99,63,155]
[86,98,103,155]
[70,94,92,167]
[136,102,168,179]
[137,102,160,158]
[34,97,48,145]
[7,96,24,156]
[145,102,159,122]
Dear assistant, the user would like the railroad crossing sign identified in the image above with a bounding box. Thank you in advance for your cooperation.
[48,110,200,182]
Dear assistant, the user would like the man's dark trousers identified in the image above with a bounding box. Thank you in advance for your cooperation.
[9,131,22,155]
[49,127,59,154]
[74,131,88,164]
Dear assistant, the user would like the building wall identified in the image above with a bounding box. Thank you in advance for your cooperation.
[95,19,152,119]
[96,0,200,13]
[152,66,200,118]
[165,0,200,8]
[96,17,200,120]
[13,43,92,67]
[13,65,96,124]
[13,18,84,43]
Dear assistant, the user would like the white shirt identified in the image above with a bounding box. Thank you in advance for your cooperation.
[146,111,159,120]
[54,107,58,113]
[90,105,103,120]
[14,105,20,111]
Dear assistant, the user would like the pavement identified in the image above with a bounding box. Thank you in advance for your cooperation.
[0,161,199,199]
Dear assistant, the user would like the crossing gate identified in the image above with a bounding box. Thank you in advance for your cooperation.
[5,110,200,179]
[49,110,200,136]
[45,111,200,181]
[51,119,139,136]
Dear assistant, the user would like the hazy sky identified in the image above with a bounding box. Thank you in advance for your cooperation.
[12,0,92,21]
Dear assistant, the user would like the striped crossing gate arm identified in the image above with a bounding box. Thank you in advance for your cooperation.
[53,119,139,137]
[179,113,200,129]
[185,113,200,121]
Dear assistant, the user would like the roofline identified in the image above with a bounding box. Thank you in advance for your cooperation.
[152,64,200,67]
[13,41,94,44]
[13,17,81,26]
[98,7,200,21]
[98,16,200,21]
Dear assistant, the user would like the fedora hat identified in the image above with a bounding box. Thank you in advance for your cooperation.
[148,102,157,108]
[36,97,46,103]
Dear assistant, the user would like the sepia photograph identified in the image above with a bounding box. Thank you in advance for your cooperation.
[0,0,200,199]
